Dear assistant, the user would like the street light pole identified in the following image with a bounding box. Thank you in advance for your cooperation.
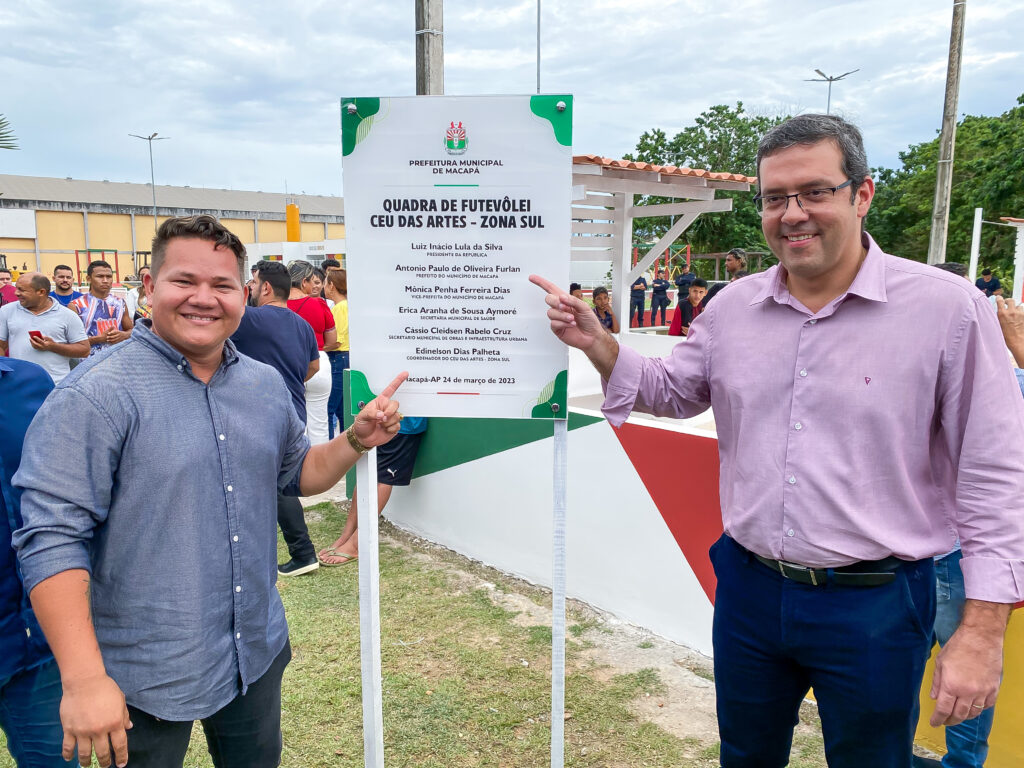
[805,69,859,115]
[129,132,170,236]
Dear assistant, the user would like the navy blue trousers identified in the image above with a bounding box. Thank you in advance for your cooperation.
[629,297,645,326]
[710,534,935,768]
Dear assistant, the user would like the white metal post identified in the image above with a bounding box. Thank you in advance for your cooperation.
[968,207,983,281]
[357,451,385,768]
[550,419,568,768]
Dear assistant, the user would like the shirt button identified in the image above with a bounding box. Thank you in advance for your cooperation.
[794,422,803,431]
[176,364,183,371]
[787,475,797,484]
[236,632,241,640]
[787,529,795,537]
[799,369,808,377]
[809,319,818,325]
[232,535,239,542]
[25,627,31,638]
[219,434,226,441]
[227,485,233,492]
[235,585,242,593]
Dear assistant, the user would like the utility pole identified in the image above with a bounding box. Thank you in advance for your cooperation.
[129,132,170,236]
[415,0,444,95]
[927,0,966,265]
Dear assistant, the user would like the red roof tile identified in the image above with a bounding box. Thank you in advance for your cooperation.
[573,154,756,184]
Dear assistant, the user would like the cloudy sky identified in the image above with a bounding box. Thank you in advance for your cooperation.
[2,0,1021,197]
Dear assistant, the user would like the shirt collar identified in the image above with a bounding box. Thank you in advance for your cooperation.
[0,359,12,376]
[749,231,888,308]
[132,320,240,373]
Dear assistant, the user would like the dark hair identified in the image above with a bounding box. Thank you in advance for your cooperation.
[138,265,150,274]
[727,248,747,268]
[691,278,708,289]
[326,268,347,296]
[756,114,869,203]
[313,267,326,282]
[255,260,291,301]
[151,215,247,283]
[936,262,969,278]
[592,286,609,299]
[54,264,73,276]
[28,273,51,292]
[982,268,993,276]
[322,258,341,270]
[569,282,582,292]
[87,260,112,277]
[0,268,11,276]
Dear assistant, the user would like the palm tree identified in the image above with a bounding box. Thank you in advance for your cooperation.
[0,114,18,150]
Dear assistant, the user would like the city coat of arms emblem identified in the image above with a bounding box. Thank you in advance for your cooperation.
[445,121,467,154]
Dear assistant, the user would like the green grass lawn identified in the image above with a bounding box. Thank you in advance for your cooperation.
[0,501,828,767]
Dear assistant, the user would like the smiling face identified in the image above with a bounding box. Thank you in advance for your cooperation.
[15,274,48,311]
[758,140,873,286]
[145,238,245,365]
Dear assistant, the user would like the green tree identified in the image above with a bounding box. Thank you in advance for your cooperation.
[624,102,787,270]
[0,114,18,150]
[870,95,1024,283]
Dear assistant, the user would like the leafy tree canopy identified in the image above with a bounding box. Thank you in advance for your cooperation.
[624,102,787,273]
[869,94,1024,282]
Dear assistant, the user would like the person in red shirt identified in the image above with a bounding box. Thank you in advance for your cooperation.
[668,278,707,336]
[287,261,336,444]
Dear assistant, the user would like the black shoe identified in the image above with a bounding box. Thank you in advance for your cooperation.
[278,558,319,577]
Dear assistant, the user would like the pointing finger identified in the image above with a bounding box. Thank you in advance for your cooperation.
[529,274,562,296]
[378,372,409,400]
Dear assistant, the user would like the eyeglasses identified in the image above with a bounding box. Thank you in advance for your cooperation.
[753,179,856,216]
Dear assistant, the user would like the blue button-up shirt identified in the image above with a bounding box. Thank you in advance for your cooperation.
[0,358,55,683]
[13,321,310,720]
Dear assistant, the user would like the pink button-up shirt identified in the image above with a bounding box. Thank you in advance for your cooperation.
[603,234,1024,603]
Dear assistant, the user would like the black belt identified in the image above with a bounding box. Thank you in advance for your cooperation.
[751,552,905,587]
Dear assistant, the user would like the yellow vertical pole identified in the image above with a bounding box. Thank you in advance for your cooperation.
[286,198,301,242]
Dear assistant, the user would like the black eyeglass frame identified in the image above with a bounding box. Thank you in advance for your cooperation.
[753,178,858,216]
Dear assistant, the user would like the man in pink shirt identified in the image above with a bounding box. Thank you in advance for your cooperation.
[532,114,1024,767]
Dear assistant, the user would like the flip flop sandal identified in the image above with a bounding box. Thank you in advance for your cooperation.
[318,548,358,567]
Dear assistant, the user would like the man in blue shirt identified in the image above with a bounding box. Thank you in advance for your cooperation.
[673,262,695,294]
[629,274,647,327]
[649,269,671,326]
[0,357,74,767]
[231,260,322,577]
[48,265,83,308]
[974,268,1001,297]
[13,215,406,768]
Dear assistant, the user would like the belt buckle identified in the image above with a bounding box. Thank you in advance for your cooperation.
[780,560,818,586]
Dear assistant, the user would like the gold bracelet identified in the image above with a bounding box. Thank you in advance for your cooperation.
[345,425,371,454]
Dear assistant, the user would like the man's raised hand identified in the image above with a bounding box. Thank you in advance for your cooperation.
[528,275,606,351]
[352,372,409,448]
